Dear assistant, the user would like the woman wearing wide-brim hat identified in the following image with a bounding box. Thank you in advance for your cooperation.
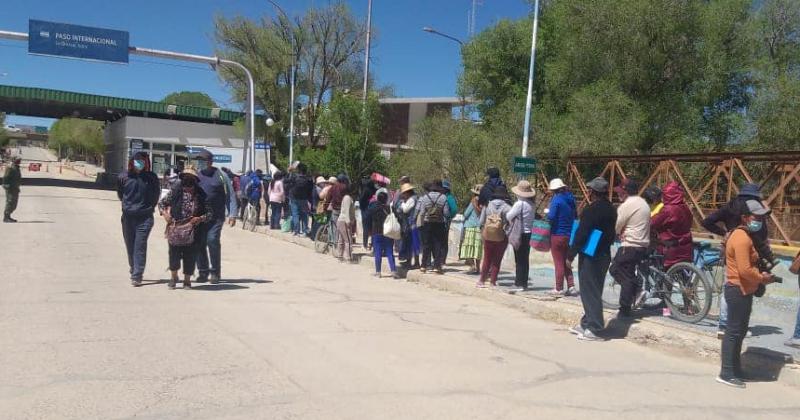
[158,167,213,289]
[460,184,484,274]
[397,183,421,269]
[507,180,537,291]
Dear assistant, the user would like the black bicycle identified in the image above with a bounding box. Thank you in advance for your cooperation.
[602,248,713,324]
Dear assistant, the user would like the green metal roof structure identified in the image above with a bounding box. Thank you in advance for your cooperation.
[0,84,244,124]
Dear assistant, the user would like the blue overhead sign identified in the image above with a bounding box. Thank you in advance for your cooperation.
[28,19,129,64]
[254,143,272,150]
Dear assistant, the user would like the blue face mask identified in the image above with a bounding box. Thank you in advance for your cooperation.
[133,160,145,171]
[747,220,763,232]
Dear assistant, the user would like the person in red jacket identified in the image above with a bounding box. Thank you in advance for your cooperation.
[651,181,693,269]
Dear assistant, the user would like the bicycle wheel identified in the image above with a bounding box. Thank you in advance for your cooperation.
[663,262,713,324]
[314,223,330,254]
[329,223,342,259]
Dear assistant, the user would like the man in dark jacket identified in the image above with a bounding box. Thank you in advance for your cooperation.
[568,177,617,341]
[287,162,314,236]
[117,152,160,286]
[701,183,776,264]
[479,167,505,207]
[194,150,238,284]
[359,177,378,249]
[2,156,22,223]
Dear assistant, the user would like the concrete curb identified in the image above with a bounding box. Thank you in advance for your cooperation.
[253,225,800,387]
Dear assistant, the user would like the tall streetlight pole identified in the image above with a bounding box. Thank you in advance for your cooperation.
[267,0,297,165]
[362,0,373,106]
[521,0,540,158]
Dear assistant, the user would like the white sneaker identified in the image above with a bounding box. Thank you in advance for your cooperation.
[568,325,584,335]
[566,287,578,297]
[577,329,603,341]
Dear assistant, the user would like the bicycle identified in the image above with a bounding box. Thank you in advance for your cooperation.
[241,201,258,232]
[601,247,713,324]
[314,213,342,258]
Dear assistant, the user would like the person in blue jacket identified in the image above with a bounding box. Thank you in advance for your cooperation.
[117,151,161,287]
[547,178,577,296]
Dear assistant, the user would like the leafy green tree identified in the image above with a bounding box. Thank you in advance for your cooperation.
[214,0,368,151]
[161,91,217,108]
[49,118,104,163]
[390,113,517,207]
[299,92,384,180]
[459,18,536,119]
[753,74,800,150]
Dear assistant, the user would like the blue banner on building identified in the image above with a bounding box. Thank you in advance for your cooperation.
[214,155,232,163]
[28,20,129,64]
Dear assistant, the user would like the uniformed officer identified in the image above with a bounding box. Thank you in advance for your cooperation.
[2,157,22,223]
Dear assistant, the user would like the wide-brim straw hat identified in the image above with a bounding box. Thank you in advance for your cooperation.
[471,184,482,195]
[327,176,338,184]
[316,176,328,185]
[180,166,200,181]
[400,184,416,194]
[512,180,536,198]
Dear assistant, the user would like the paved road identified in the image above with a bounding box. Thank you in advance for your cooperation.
[2,174,800,419]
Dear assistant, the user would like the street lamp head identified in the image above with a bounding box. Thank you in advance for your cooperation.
[422,27,434,33]
[266,118,275,127]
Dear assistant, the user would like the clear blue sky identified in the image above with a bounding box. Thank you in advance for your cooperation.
[0,0,531,127]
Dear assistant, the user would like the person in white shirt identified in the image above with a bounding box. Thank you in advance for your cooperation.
[508,180,536,291]
[610,178,651,318]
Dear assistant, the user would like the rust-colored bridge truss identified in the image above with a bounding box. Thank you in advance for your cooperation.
[532,151,800,247]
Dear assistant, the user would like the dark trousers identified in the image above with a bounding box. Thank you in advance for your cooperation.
[361,208,371,248]
[4,188,19,218]
[514,233,532,288]
[238,198,248,219]
[169,244,198,276]
[269,202,282,229]
[609,246,648,314]
[196,218,225,278]
[579,254,612,334]
[720,285,753,379]
[421,222,447,269]
[121,214,154,280]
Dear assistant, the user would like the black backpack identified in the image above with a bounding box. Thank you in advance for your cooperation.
[423,193,445,223]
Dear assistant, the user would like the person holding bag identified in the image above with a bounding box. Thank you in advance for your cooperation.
[366,190,399,279]
[547,178,577,296]
[508,180,536,292]
[158,167,213,290]
[478,186,512,287]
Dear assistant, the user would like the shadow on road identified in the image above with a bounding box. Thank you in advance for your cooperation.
[750,325,784,337]
[191,284,249,291]
[742,346,795,382]
[603,316,638,340]
[141,279,272,290]
[21,177,113,191]
[12,220,54,224]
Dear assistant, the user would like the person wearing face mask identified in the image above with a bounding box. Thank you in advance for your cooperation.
[117,152,160,286]
[717,200,777,389]
[193,150,238,284]
[702,183,778,338]
[158,167,212,289]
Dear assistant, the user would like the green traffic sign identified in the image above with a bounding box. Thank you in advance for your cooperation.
[512,156,537,174]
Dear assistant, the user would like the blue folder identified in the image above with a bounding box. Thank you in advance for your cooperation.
[568,220,603,257]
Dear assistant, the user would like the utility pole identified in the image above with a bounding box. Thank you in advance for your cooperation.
[520,0,540,158]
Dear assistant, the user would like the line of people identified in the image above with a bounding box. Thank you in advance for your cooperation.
[117,153,800,390]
